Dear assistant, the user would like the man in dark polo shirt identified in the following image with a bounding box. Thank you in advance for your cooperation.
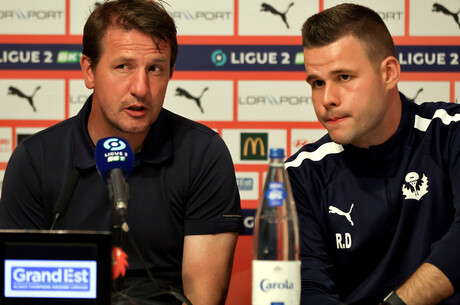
[0,1,243,304]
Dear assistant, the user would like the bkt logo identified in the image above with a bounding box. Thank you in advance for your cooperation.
[57,51,81,64]
[0,10,64,20]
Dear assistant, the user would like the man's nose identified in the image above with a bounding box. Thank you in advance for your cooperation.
[130,70,149,98]
[322,83,340,108]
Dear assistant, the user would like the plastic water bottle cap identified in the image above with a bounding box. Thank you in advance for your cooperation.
[269,148,285,159]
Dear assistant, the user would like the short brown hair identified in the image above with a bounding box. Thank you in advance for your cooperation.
[301,3,395,67]
[82,0,177,77]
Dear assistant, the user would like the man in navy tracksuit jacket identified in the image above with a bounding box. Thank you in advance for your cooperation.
[285,4,460,305]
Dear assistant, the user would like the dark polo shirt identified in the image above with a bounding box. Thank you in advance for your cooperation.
[0,95,243,294]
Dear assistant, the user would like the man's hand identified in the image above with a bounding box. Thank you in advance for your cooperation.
[395,263,454,305]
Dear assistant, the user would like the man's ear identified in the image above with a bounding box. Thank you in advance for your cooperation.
[381,56,401,90]
[80,54,95,90]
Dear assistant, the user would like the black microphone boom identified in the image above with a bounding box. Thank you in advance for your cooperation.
[108,167,130,232]
[50,167,80,230]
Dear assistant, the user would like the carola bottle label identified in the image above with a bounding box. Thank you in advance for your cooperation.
[252,260,300,305]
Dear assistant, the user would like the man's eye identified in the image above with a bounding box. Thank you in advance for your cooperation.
[340,75,350,81]
[313,80,325,87]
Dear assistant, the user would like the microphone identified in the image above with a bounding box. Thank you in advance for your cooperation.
[95,137,134,232]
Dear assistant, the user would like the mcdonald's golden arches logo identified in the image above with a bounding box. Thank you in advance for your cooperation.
[240,133,268,160]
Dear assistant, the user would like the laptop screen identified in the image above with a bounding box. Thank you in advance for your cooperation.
[0,229,112,305]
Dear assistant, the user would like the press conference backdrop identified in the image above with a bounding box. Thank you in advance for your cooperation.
[0,0,459,303]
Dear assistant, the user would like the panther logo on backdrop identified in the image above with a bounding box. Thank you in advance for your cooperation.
[175,87,209,113]
[432,3,460,28]
[7,85,41,112]
[404,87,424,103]
[260,2,295,29]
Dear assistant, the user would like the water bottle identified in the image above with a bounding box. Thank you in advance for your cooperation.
[252,148,300,305]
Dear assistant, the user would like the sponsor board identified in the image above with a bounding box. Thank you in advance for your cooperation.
[1,44,458,72]
[398,81,450,104]
[4,259,97,298]
[290,128,328,156]
[167,0,234,36]
[0,80,65,120]
[69,79,92,117]
[178,45,459,72]
[238,80,316,122]
[397,46,460,72]
[222,129,287,164]
[238,0,318,36]
[242,209,256,235]
[240,132,268,161]
[0,0,65,35]
[0,170,4,198]
[176,45,305,71]
[164,80,233,121]
[456,82,460,104]
[0,44,82,70]
[70,0,100,35]
[0,127,12,163]
[410,0,460,36]
[324,0,404,36]
[16,127,46,146]
[236,172,259,200]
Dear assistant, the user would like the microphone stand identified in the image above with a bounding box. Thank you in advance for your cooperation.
[113,211,126,293]
[108,172,130,295]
